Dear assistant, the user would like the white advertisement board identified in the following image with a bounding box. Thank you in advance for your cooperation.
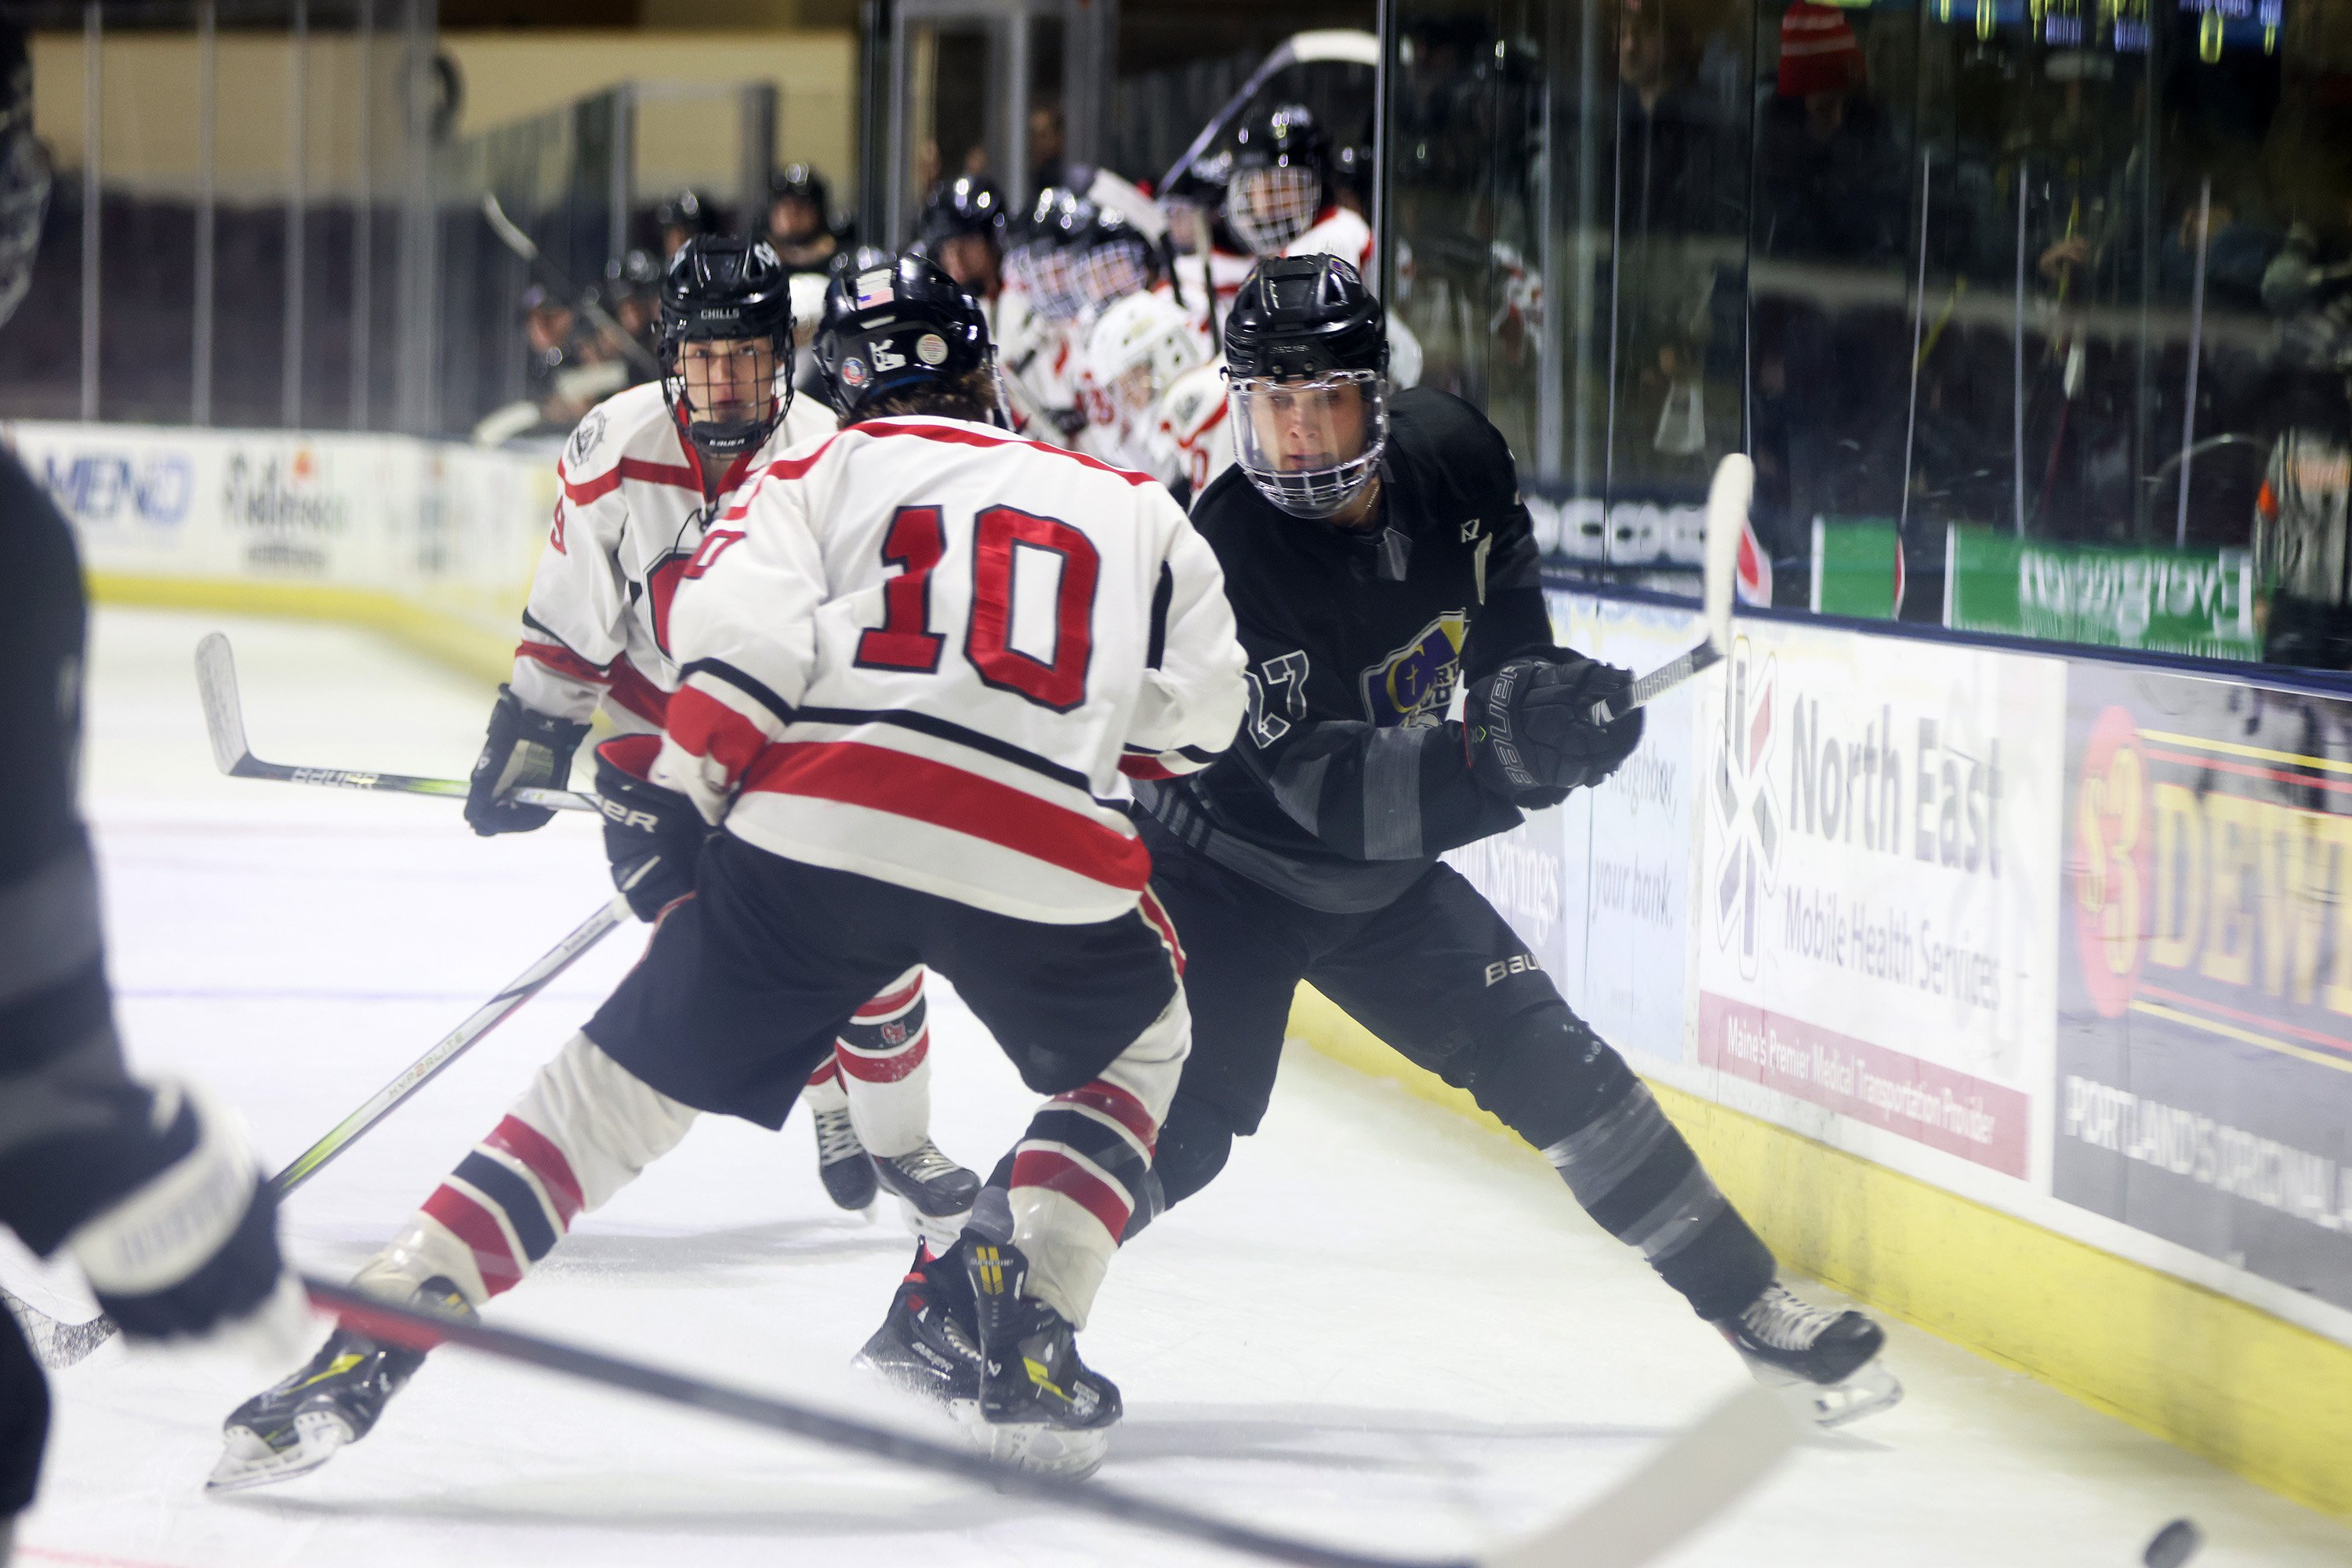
[3,421,556,652]
[1690,620,2067,1189]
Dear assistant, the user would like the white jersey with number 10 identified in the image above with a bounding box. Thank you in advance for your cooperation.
[653,415,1249,926]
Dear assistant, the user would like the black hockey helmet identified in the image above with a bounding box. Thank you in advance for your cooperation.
[768,163,832,245]
[658,236,796,454]
[0,20,49,329]
[815,251,996,423]
[654,188,718,243]
[918,174,1007,245]
[1223,255,1390,518]
[1066,205,1160,316]
[1007,186,1096,321]
[771,162,830,211]
[1225,103,1330,256]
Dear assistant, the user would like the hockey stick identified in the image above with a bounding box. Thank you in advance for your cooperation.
[305,1274,1798,1568]
[481,193,662,379]
[1,873,648,1370]
[197,633,595,815]
[1588,453,1751,725]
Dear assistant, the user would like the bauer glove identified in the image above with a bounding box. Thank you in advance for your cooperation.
[592,735,709,920]
[1463,654,1644,807]
[463,686,590,837]
[63,1082,307,1362]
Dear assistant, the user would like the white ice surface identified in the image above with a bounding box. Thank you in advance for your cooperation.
[9,606,2352,1568]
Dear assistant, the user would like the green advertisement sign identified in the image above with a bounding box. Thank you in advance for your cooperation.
[1944,525,2259,660]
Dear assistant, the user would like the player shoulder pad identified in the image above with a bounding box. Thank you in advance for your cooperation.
[561,380,673,484]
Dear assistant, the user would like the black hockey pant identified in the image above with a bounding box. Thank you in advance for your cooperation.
[1140,822,1776,1323]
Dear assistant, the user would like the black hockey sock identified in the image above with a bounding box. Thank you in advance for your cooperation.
[1147,1092,1235,1211]
[1460,1019,1774,1322]
[1537,1078,1773,1321]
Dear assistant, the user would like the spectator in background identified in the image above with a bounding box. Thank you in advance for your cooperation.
[1754,2,1904,263]
[916,175,1007,300]
[768,165,844,275]
[654,190,719,261]
[1613,0,1742,480]
[603,248,664,364]
[1748,2,1909,599]
[1030,98,1067,196]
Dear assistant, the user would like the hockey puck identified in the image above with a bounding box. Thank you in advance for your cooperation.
[2143,1518,2202,1568]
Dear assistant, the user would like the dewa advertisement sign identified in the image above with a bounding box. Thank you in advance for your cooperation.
[2060,666,2352,1312]
[1695,621,2066,1188]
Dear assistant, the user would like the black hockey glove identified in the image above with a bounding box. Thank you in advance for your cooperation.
[593,735,708,920]
[464,686,590,837]
[1463,655,1645,807]
[64,1083,305,1355]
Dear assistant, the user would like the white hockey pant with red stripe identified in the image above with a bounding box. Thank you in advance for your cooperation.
[354,1033,697,1308]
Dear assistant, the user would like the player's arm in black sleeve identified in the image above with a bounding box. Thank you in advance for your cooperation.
[0,449,289,1342]
[1459,441,1563,684]
[1227,619,1525,862]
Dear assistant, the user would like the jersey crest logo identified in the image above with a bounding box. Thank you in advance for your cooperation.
[1359,612,1468,729]
[568,408,607,466]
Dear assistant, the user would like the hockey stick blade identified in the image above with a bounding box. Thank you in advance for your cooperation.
[1590,453,1753,724]
[5,880,644,1367]
[194,633,594,813]
[303,1276,1794,1568]
[2,1282,116,1370]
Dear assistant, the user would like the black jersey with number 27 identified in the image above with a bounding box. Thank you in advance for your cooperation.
[1138,387,1559,912]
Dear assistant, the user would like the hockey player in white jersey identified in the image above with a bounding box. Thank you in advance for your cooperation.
[212,252,1248,1486]
[459,235,980,1233]
[1225,103,1421,388]
[1082,289,1210,495]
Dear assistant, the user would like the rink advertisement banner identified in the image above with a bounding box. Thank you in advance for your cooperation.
[2057,664,2352,1314]
[2,421,556,646]
[1693,621,2067,1180]
[1443,591,1703,1067]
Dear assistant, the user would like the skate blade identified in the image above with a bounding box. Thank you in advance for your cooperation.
[1748,1356,1904,1429]
[952,1402,1110,1480]
[204,1410,353,1494]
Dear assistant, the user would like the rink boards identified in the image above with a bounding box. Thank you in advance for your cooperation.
[2,418,556,682]
[1348,590,2352,1519]
[12,416,2350,1518]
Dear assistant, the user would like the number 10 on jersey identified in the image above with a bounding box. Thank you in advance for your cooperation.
[854,503,1102,712]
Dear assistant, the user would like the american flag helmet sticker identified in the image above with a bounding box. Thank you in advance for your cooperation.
[855,270,895,309]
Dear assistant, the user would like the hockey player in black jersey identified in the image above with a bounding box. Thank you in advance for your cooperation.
[0,22,298,1560]
[864,254,1900,1428]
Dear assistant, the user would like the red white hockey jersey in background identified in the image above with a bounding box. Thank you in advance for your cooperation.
[654,416,1249,924]
[509,381,837,731]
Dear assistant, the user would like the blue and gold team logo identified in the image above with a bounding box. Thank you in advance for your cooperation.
[1359,612,1468,728]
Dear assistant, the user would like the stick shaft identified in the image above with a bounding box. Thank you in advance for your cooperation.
[270,891,634,1193]
[227,753,591,813]
[303,1277,1463,1568]
[1589,641,1723,725]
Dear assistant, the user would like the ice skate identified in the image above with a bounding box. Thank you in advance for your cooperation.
[1715,1279,1901,1428]
[852,1243,982,1410]
[964,1240,1120,1479]
[870,1140,982,1219]
[208,1277,474,1491]
[811,1100,878,1210]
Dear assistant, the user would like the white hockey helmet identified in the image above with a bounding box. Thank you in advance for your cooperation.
[1086,290,1207,426]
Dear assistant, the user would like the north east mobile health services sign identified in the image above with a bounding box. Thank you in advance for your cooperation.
[1693,621,2067,1190]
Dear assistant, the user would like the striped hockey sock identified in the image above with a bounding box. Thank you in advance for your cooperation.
[358,1033,699,1307]
[833,968,932,1159]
